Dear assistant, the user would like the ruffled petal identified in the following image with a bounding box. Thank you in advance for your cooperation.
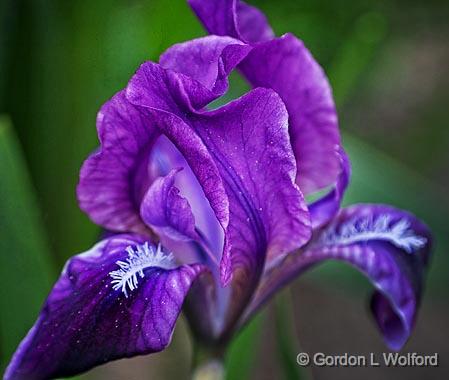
[140,168,199,242]
[189,0,343,195]
[4,235,206,380]
[188,0,274,44]
[77,36,251,237]
[309,148,351,228]
[159,35,252,97]
[129,37,251,113]
[240,34,341,195]
[246,205,431,350]
[148,137,224,257]
[127,74,311,328]
[77,91,159,234]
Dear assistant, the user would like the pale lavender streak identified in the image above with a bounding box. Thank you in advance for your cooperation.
[147,136,224,259]
[140,168,199,242]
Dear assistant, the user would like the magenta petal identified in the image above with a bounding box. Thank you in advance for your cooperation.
[247,204,431,350]
[77,91,159,234]
[140,168,199,242]
[4,235,206,380]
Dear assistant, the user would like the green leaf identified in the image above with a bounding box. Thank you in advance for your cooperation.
[225,312,265,380]
[0,116,55,374]
[275,291,309,380]
[329,11,388,106]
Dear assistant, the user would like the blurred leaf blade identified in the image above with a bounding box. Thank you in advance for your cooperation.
[275,293,305,380]
[329,11,388,106]
[225,312,264,380]
[0,116,55,373]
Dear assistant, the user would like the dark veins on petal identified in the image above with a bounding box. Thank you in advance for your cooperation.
[4,235,207,380]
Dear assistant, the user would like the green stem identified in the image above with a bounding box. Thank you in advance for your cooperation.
[191,344,225,380]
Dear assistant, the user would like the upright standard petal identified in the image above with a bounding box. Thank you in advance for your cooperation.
[128,72,311,330]
[159,35,252,97]
[245,205,431,350]
[189,0,343,195]
[188,0,274,43]
[130,37,251,113]
[78,36,252,237]
[239,34,341,195]
[5,235,206,380]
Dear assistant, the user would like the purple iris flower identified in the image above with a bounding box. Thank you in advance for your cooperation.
[5,1,432,379]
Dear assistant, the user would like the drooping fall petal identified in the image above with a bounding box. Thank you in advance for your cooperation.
[246,205,431,350]
[4,235,206,380]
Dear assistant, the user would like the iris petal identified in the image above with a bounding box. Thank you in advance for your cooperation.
[79,35,311,338]
[77,91,159,234]
[77,36,251,239]
[188,0,344,196]
[244,204,431,350]
[140,168,199,242]
[4,235,206,380]
[127,79,312,330]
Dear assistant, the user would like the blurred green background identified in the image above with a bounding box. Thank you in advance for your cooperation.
[0,0,448,379]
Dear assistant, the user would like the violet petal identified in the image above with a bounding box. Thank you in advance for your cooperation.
[309,148,351,228]
[159,35,252,97]
[189,0,343,195]
[77,91,159,234]
[127,80,312,280]
[246,204,431,350]
[4,235,206,380]
[78,36,251,238]
[239,34,341,195]
[140,168,199,242]
[188,0,274,44]
[148,137,224,258]
[128,75,311,327]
